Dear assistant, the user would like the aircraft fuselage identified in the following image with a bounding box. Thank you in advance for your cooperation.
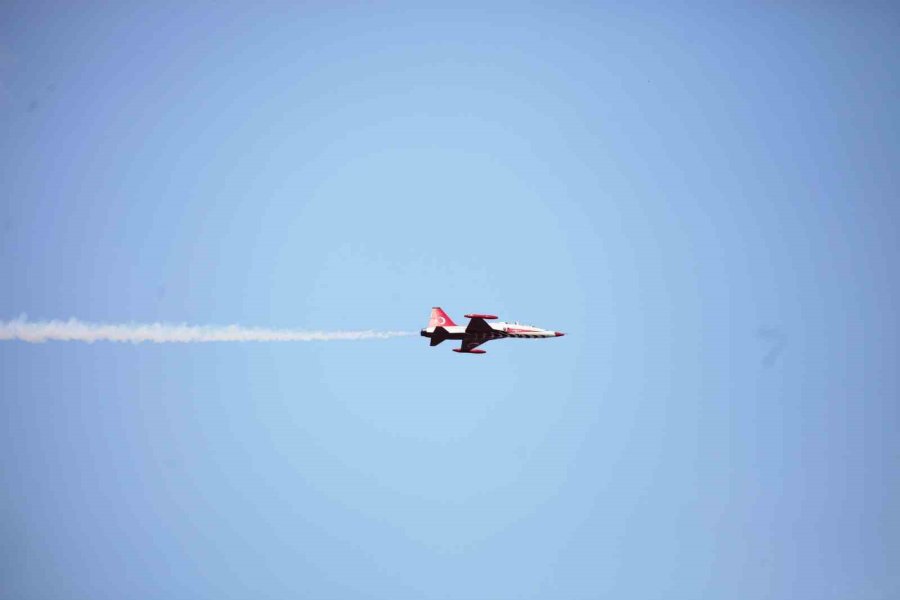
[420,322,561,341]
[421,307,564,354]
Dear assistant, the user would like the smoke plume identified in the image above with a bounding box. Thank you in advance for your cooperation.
[0,316,414,344]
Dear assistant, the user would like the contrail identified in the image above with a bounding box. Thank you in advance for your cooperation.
[0,316,414,344]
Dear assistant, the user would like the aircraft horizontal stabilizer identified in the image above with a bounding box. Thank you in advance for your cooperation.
[430,326,449,346]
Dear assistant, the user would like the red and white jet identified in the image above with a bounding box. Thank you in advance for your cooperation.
[421,307,565,354]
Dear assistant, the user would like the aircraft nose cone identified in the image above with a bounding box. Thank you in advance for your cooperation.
[555,331,565,337]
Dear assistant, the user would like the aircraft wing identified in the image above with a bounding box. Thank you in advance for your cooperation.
[465,317,494,334]
[455,313,498,353]
[457,337,489,353]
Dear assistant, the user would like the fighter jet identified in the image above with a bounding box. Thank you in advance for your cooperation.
[420,307,565,354]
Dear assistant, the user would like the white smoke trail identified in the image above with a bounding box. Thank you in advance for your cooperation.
[0,316,414,344]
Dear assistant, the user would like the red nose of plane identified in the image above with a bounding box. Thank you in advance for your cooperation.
[555,331,565,337]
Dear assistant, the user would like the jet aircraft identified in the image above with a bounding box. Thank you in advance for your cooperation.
[421,307,565,354]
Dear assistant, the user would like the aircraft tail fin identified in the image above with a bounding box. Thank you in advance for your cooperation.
[428,307,456,328]
[430,326,449,346]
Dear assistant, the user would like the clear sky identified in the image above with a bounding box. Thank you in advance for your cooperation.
[2,3,898,599]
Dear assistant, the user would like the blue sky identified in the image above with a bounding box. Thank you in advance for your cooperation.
[2,3,898,599]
